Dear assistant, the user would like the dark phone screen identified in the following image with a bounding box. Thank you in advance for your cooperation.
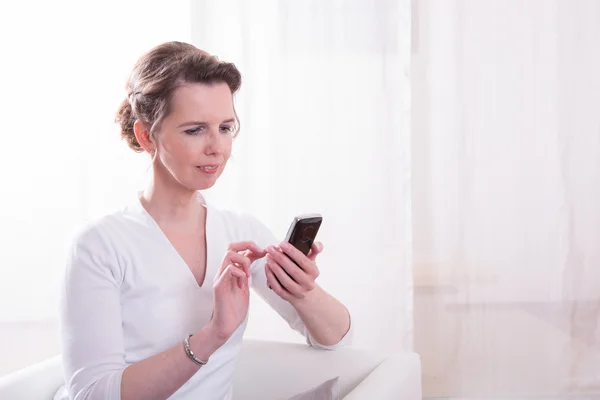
[287,217,322,256]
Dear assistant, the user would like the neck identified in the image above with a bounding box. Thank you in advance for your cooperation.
[140,165,206,228]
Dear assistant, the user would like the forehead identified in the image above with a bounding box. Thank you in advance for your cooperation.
[168,82,234,121]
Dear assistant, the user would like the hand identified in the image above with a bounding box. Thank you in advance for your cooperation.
[210,241,266,342]
[264,241,323,304]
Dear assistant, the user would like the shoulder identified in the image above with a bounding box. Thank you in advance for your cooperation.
[65,209,135,282]
[70,208,132,251]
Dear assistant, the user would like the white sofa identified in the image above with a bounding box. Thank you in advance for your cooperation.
[0,339,421,399]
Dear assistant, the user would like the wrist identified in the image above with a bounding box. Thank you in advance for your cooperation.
[191,323,228,360]
[206,321,232,345]
[290,284,324,310]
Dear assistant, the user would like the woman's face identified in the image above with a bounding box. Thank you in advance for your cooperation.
[153,82,235,191]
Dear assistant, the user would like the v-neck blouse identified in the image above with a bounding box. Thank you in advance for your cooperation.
[136,199,214,289]
[59,195,352,400]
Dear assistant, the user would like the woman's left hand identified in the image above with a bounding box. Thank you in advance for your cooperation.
[264,241,323,303]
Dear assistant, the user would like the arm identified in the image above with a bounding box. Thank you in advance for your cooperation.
[281,281,351,347]
[60,228,253,400]
[60,227,225,400]
[119,326,224,400]
[264,241,352,347]
[247,217,352,349]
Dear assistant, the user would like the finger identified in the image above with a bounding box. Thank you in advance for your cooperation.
[241,249,267,266]
[265,263,294,301]
[224,242,266,273]
[277,242,310,268]
[228,241,264,255]
[307,241,324,262]
[231,265,245,289]
[265,250,308,286]
[226,251,252,277]
[266,255,305,298]
[217,249,253,278]
[215,263,246,288]
[227,264,247,289]
[277,242,318,275]
[265,262,282,290]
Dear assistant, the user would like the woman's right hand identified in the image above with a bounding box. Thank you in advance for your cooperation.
[209,241,266,342]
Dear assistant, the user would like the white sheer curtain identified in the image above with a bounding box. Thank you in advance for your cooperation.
[0,0,412,375]
[191,0,412,352]
[414,0,600,397]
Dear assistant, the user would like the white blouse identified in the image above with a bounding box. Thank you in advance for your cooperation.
[59,195,352,399]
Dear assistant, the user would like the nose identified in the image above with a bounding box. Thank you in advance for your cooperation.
[204,127,223,156]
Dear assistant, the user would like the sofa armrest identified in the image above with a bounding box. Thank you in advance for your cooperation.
[0,355,63,399]
[343,352,422,400]
[233,339,386,400]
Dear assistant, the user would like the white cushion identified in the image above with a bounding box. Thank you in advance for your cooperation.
[287,376,340,400]
[344,353,422,399]
[0,355,63,399]
[233,339,386,399]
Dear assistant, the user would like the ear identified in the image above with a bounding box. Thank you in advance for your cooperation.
[133,120,155,154]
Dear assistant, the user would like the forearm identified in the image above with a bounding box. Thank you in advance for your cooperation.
[291,285,351,347]
[120,324,226,400]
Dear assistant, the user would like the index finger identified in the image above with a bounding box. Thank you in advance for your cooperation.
[279,241,312,269]
[228,241,264,255]
[231,241,267,265]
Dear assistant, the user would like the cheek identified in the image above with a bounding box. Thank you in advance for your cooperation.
[221,136,233,160]
[159,134,234,165]
[160,138,196,165]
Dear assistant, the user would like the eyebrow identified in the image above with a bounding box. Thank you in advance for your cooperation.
[177,118,235,128]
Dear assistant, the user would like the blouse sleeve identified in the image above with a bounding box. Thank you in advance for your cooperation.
[59,224,126,399]
[245,215,353,350]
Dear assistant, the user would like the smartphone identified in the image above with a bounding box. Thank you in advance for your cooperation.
[269,214,322,289]
[284,213,323,256]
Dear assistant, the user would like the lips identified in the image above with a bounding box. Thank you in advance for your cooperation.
[197,164,219,174]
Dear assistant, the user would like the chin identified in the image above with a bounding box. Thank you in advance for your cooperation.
[172,175,218,193]
[195,181,217,191]
[194,174,221,191]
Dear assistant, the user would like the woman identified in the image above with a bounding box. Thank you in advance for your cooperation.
[59,41,352,400]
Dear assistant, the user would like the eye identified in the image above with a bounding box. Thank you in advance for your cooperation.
[219,125,234,134]
[184,126,205,135]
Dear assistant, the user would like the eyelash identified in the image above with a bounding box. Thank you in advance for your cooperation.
[184,126,234,135]
[220,125,234,134]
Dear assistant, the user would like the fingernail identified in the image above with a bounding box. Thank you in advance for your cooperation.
[269,246,281,254]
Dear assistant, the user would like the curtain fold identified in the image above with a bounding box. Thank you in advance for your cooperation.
[414,0,600,396]
[192,0,413,352]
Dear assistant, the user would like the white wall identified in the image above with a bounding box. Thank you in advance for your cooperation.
[0,0,191,373]
[0,0,192,322]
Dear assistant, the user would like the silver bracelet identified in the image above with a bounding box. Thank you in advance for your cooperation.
[183,334,208,366]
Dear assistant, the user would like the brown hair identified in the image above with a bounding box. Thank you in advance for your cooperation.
[115,41,242,152]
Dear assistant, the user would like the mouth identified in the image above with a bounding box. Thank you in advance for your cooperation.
[197,164,219,174]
